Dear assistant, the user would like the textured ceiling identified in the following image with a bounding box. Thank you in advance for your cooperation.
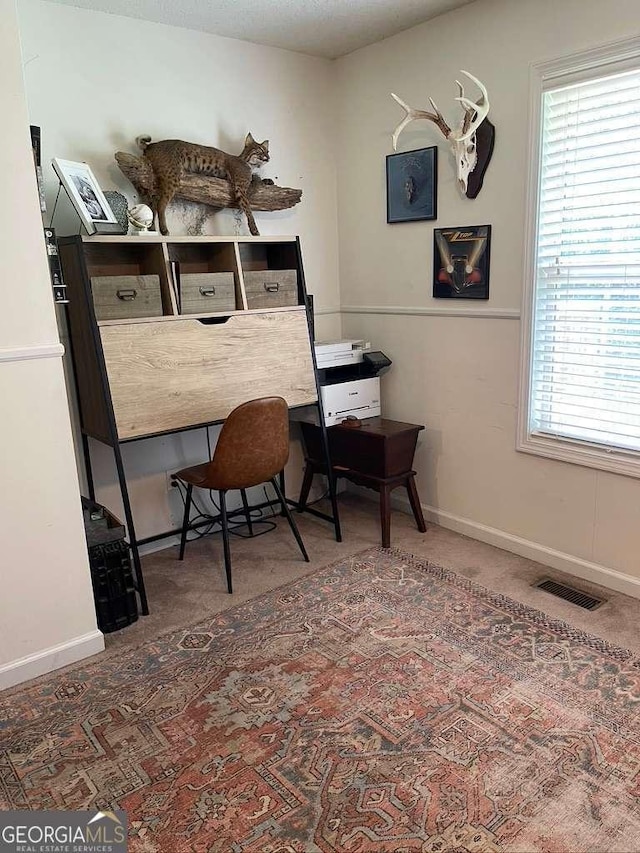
[41,0,475,58]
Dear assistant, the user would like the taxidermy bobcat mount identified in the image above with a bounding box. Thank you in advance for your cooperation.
[115,136,302,232]
[136,133,270,235]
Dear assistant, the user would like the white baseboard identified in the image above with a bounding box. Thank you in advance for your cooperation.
[350,485,640,600]
[139,535,180,556]
[0,630,105,691]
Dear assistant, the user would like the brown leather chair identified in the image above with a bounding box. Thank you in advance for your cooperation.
[173,397,309,593]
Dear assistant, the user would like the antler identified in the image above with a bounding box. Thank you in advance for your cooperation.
[453,70,489,142]
[390,92,452,152]
[391,71,489,150]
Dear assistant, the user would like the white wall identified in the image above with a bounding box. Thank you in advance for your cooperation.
[15,0,640,606]
[335,0,640,589]
[0,0,102,689]
[17,0,341,542]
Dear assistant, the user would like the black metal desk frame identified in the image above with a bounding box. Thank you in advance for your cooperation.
[62,236,342,617]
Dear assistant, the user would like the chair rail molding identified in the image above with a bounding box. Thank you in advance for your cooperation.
[314,305,342,316]
[0,342,65,363]
[340,305,520,320]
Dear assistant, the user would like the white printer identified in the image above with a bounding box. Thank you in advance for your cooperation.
[314,340,391,426]
[315,339,370,369]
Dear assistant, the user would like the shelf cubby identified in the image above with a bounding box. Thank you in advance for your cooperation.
[82,240,176,318]
[238,240,302,307]
[167,241,245,312]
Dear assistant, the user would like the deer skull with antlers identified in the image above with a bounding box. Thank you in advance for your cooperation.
[391,71,492,198]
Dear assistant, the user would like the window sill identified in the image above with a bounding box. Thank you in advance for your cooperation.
[516,432,640,479]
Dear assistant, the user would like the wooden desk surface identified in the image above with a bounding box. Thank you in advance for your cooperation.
[101,310,317,440]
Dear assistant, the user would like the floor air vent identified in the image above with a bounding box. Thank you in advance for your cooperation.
[534,578,604,611]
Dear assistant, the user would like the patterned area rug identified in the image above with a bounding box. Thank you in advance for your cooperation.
[2,548,640,852]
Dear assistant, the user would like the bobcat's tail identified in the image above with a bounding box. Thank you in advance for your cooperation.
[136,135,152,151]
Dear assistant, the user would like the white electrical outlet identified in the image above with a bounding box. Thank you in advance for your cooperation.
[165,471,182,530]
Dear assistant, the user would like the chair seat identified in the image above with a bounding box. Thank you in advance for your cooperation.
[174,462,213,488]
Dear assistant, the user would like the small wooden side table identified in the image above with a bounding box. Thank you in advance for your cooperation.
[298,417,427,548]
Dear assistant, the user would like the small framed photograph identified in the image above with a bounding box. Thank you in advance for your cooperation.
[386,146,437,223]
[52,158,124,235]
[433,224,491,299]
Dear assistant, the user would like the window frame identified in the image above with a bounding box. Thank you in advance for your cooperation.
[517,35,640,479]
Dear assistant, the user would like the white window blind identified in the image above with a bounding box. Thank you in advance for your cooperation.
[531,67,640,454]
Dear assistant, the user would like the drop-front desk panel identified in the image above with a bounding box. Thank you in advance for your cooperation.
[100,308,317,440]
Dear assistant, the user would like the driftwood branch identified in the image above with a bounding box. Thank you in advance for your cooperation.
[114,152,302,212]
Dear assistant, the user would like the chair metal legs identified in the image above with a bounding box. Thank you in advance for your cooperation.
[178,481,308,594]
[270,478,310,562]
[240,488,253,535]
[219,490,233,594]
[178,483,193,561]
[177,482,232,593]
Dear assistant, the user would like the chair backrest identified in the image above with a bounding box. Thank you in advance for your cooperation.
[207,397,290,491]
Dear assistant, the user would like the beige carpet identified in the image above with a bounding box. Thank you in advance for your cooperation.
[106,493,640,656]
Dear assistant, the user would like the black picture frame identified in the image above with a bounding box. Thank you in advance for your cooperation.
[386,146,437,223]
[433,224,491,299]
